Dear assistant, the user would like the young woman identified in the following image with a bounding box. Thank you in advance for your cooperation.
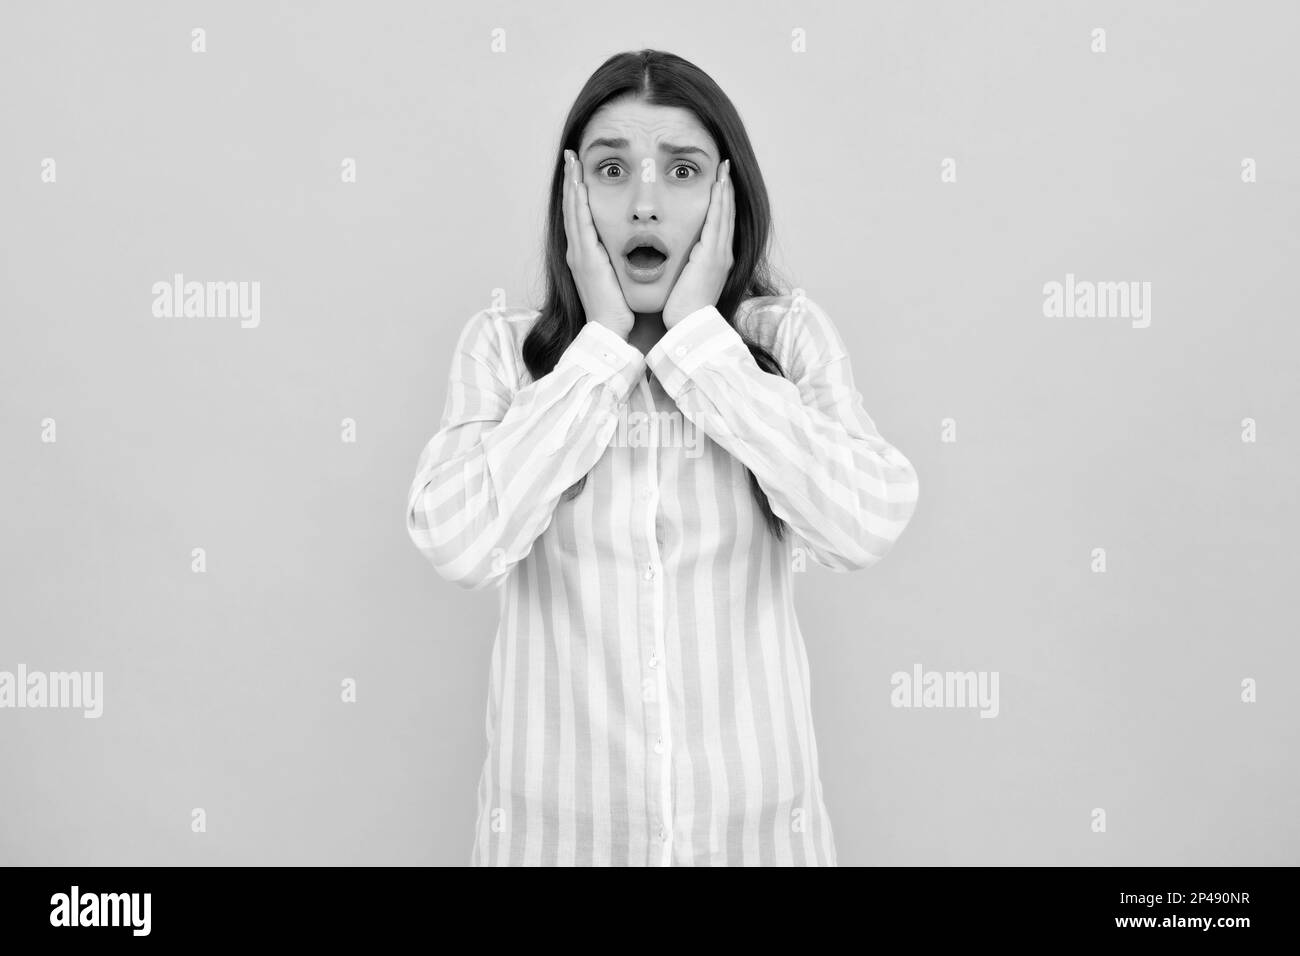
[406,49,919,866]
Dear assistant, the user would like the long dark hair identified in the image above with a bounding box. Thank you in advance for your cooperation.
[524,49,790,541]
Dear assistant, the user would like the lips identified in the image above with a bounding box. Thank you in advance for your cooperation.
[623,234,670,268]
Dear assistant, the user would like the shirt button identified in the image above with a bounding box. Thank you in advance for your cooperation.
[603,351,613,361]
[643,565,656,581]
[675,345,688,357]
[654,737,665,754]
[659,826,670,842]
[648,654,658,668]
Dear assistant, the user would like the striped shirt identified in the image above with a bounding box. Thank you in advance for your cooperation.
[406,292,919,866]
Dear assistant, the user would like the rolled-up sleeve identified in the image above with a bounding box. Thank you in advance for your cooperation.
[406,310,646,590]
[645,295,918,571]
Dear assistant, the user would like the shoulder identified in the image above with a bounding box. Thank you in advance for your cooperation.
[455,304,539,351]
[736,291,846,368]
[451,305,540,388]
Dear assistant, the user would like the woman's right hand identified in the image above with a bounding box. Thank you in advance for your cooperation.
[562,149,635,339]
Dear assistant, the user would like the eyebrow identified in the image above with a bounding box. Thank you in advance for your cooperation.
[582,137,713,160]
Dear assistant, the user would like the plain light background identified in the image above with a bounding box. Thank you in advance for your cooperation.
[1,0,1297,865]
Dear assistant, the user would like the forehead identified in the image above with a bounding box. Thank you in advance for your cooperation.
[580,99,715,157]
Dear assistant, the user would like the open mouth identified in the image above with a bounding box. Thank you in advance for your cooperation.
[626,246,668,269]
[622,235,671,275]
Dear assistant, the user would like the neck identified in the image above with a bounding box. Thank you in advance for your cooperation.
[627,311,667,358]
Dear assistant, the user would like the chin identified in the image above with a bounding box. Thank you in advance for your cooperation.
[622,286,667,312]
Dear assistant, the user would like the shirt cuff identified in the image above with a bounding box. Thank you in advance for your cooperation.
[557,320,647,404]
[646,305,749,398]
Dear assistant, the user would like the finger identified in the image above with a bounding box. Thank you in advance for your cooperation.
[723,159,734,260]
[709,159,730,254]
[717,160,729,245]
[562,151,577,259]
[573,164,601,254]
[700,164,723,251]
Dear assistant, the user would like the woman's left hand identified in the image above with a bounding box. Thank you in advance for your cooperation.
[663,158,734,329]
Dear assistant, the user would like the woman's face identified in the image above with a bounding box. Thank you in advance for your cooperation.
[576,98,721,314]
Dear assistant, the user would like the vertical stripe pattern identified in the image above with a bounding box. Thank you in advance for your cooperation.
[407,293,919,866]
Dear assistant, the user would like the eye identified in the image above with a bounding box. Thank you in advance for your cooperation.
[596,162,700,181]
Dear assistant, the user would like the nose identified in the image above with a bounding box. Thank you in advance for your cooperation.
[632,170,659,221]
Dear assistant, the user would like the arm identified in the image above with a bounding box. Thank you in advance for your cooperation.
[645,294,919,571]
[406,308,646,590]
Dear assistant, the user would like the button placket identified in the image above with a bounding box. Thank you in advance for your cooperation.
[635,374,674,865]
